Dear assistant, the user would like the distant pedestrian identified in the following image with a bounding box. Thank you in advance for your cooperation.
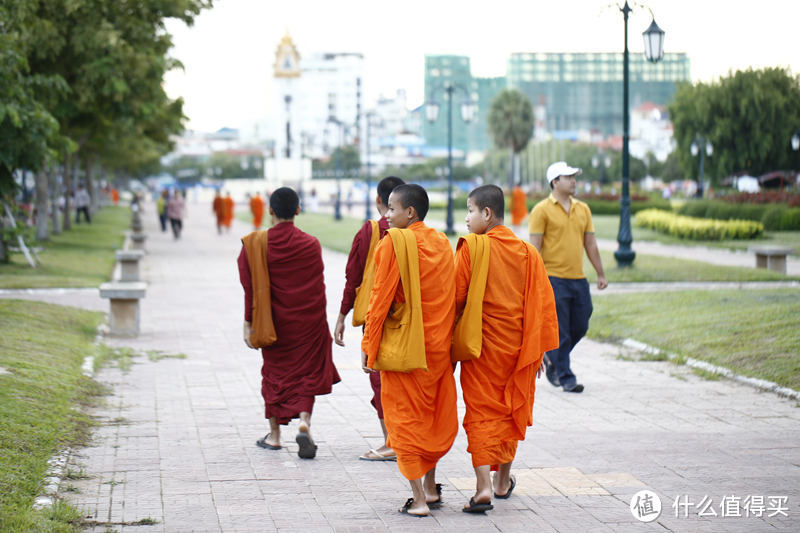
[529,161,608,393]
[156,190,168,232]
[212,190,224,234]
[75,184,91,223]
[249,192,265,229]
[167,190,185,240]
[223,192,234,232]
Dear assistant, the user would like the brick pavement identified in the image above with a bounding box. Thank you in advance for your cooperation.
[46,201,800,531]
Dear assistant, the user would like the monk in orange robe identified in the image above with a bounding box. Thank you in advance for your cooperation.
[223,192,234,231]
[212,190,225,234]
[510,183,528,227]
[361,184,458,517]
[455,184,559,512]
[237,187,340,459]
[249,192,265,229]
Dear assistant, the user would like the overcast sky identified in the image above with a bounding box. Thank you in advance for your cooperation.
[163,0,800,133]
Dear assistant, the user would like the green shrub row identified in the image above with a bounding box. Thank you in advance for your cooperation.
[635,209,764,240]
[581,198,672,215]
[677,200,800,231]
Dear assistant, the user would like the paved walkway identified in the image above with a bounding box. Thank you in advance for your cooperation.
[9,202,800,532]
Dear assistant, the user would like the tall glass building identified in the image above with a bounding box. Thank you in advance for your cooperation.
[506,52,690,135]
[423,52,690,151]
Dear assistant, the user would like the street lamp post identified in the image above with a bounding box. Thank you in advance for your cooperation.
[426,83,476,235]
[328,117,350,221]
[364,112,375,223]
[614,1,665,268]
[690,135,713,198]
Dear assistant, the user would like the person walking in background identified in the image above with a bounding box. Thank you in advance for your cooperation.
[237,187,340,459]
[510,182,527,231]
[529,162,608,394]
[334,176,405,462]
[156,189,168,232]
[212,190,225,234]
[223,191,234,232]
[454,185,558,513]
[166,190,185,240]
[74,184,91,223]
[249,192,265,229]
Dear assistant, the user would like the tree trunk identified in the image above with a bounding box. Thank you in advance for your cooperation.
[85,153,97,214]
[34,166,50,241]
[508,147,515,189]
[0,207,7,263]
[62,152,73,231]
[49,164,62,235]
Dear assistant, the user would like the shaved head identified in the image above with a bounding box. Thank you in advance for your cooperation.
[468,185,504,220]
[391,184,429,221]
[270,187,299,219]
[377,176,405,205]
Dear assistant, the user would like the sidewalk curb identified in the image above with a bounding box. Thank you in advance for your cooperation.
[621,338,800,401]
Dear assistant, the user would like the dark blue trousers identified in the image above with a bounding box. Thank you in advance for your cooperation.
[546,277,593,389]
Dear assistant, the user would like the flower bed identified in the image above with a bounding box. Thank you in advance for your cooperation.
[635,209,764,240]
[678,200,800,231]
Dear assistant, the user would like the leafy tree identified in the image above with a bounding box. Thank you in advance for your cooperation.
[669,68,800,184]
[313,146,361,174]
[488,89,534,188]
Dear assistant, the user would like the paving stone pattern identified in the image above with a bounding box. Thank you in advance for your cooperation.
[51,202,800,532]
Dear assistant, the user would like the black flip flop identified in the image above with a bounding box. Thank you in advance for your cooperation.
[494,475,516,499]
[462,497,493,513]
[399,497,429,517]
[295,431,317,459]
[255,434,281,450]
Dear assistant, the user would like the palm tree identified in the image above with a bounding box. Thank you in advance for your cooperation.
[488,89,534,188]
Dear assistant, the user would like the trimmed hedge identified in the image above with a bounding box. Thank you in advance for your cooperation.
[635,209,764,240]
[677,200,800,231]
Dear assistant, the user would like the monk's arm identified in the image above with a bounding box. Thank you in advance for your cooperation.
[361,239,399,369]
[236,246,255,348]
[453,240,471,317]
[583,233,608,290]
[335,222,371,345]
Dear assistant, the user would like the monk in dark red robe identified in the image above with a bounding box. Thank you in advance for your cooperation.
[334,176,404,461]
[237,187,340,459]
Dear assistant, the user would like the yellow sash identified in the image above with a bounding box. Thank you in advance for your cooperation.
[373,228,427,372]
[451,233,490,362]
[241,231,278,348]
[352,220,380,327]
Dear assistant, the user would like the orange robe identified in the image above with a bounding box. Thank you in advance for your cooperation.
[362,221,457,480]
[455,225,559,467]
[223,196,234,228]
[250,196,265,228]
[511,186,528,226]
[213,196,225,226]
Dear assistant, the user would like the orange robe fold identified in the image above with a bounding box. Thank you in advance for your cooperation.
[511,186,528,226]
[223,196,234,228]
[455,225,559,468]
[362,221,457,480]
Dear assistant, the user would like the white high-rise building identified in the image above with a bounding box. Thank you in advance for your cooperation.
[272,32,364,161]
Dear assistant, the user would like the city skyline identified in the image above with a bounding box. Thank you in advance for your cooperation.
[164,0,800,134]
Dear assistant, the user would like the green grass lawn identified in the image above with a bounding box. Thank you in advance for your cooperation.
[0,300,106,532]
[0,206,129,289]
[589,289,800,390]
[593,214,800,254]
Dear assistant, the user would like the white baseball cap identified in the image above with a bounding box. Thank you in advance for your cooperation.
[546,161,582,184]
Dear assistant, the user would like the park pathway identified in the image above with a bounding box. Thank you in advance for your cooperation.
[6,200,799,532]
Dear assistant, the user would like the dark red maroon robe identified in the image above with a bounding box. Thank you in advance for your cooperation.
[339,216,389,418]
[238,221,340,424]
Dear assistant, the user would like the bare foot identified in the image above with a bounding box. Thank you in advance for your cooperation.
[399,497,429,516]
[298,420,312,439]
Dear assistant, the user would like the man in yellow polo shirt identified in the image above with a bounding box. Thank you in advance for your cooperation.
[529,161,608,393]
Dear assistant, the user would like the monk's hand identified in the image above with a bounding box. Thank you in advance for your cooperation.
[361,351,375,373]
[243,321,255,349]
[333,313,346,347]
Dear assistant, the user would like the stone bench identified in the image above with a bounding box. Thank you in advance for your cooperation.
[115,249,145,282]
[749,246,793,275]
[99,281,147,337]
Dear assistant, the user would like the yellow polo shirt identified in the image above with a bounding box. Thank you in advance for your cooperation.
[528,194,594,279]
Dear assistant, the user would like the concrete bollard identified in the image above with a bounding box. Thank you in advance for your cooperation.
[99,281,147,337]
[131,210,143,232]
[130,232,147,251]
[115,249,145,282]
